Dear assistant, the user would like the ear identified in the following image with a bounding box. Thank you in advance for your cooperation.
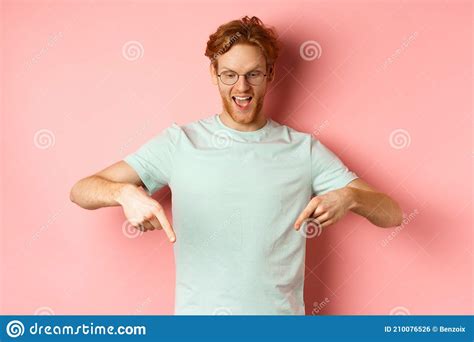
[267,65,276,82]
[210,63,218,85]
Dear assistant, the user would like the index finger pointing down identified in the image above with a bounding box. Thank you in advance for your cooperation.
[152,208,176,243]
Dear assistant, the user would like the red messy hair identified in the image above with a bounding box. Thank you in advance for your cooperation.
[205,16,281,75]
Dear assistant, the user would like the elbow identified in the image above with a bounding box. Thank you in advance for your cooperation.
[380,201,403,228]
[69,182,78,204]
[69,178,97,210]
[394,212,403,227]
[70,180,85,206]
[393,200,404,227]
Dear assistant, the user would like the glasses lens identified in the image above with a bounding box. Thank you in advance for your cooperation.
[246,71,264,85]
[220,71,238,85]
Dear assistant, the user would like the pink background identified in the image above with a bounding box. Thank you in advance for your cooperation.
[1,0,472,315]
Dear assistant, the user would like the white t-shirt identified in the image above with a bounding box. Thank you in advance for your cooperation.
[124,114,358,315]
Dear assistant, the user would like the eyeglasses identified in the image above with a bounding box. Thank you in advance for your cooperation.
[217,70,267,86]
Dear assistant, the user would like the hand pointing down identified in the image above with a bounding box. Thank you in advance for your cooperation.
[116,184,176,243]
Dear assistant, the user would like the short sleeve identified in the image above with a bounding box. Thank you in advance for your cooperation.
[311,137,358,196]
[123,123,181,196]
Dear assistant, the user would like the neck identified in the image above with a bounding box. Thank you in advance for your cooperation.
[219,111,268,132]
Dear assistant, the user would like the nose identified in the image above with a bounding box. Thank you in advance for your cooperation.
[234,74,251,92]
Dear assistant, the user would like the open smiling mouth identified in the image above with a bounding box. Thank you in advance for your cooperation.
[232,96,253,110]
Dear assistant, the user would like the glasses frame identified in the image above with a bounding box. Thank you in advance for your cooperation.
[217,70,267,86]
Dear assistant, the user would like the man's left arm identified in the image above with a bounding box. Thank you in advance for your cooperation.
[294,178,403,230]
[344,178,403,228]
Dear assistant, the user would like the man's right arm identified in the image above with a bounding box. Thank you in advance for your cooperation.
[69,160,176,242]
[69,161,144,210]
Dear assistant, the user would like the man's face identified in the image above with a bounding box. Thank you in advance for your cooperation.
[211,43,273,125]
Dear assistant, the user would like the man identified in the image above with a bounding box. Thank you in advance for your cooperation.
[70,16,402,315]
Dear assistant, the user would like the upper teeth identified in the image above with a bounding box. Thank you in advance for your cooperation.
[234,96,251,100]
